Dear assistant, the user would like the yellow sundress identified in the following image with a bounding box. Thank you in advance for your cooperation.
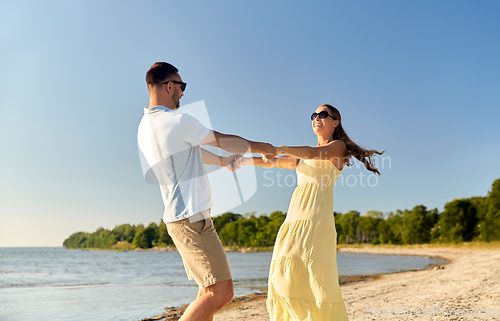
[267,158,348,321]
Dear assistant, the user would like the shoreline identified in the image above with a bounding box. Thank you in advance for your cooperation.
[67,241,500,253]
[212,244,500,320]
[140,244,473,321]
[139,275,386,321]
[63,246,275,252]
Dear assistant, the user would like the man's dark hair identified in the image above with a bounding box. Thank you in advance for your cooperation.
[146,62,178,85]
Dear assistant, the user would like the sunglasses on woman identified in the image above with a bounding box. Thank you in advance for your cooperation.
[163,80,187,92]
[311,111,335,121]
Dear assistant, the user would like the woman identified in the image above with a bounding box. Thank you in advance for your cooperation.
[237,104,383,321]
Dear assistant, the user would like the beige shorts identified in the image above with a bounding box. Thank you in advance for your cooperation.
[167,217,232,288]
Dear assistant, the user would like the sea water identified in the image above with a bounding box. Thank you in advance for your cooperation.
[0,247,445,321]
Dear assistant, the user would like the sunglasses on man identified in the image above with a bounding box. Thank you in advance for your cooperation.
[163,80,187,92]
[311,111,336,121]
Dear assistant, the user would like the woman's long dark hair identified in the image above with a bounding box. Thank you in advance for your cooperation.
[323,104,385,175]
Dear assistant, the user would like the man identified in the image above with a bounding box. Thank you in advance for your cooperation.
[137,62,276,321]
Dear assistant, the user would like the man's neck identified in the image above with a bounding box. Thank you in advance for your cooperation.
[148,97,175,110]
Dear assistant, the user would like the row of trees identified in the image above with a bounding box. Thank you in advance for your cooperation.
[336,178,500,244]
[62,211,286,249]
[63,178,500,249]
[62,221,173,249]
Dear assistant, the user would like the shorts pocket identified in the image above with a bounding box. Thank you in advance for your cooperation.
[188,218,206,235]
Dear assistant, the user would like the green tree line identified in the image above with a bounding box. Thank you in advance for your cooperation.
[62,221,175,249]
[63,178,500,249]
[336,178,500,244]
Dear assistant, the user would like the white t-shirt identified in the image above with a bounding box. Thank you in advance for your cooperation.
[137,105,212,223]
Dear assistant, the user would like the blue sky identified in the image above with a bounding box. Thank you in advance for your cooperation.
[1,1,499,247]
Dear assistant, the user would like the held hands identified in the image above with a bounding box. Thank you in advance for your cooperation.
[233,156,251,168]
[262,144,279,162]
[227,155,252,169]
[222,154,242,172]
[223,144,283,170]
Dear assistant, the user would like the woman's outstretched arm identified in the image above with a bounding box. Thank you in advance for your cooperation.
[272,140,347,162]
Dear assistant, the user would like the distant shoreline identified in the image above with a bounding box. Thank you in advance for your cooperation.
[64,245,276,252]
[65,240,500,253]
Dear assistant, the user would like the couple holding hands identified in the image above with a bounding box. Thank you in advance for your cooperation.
[137,62,383,321]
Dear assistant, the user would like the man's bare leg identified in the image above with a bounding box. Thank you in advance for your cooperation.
[180,279,233,321]
[195,287,212,321]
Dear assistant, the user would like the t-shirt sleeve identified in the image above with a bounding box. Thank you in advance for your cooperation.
[179,113,210,146]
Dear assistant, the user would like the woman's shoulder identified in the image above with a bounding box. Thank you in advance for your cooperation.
[321,139,347,156]
[328,139,346,147]
[327,140,346,170]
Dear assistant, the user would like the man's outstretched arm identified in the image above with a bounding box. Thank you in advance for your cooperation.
[200,130,277,160]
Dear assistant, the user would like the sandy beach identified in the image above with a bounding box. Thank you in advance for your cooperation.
[211,245,500,321]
